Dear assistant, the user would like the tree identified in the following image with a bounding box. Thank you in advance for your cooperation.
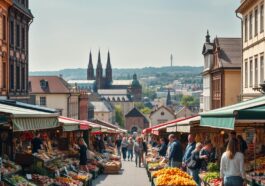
[140,107,152,114]
[180,95,195,107]
[115,105,125,128]
[134,102,145,110]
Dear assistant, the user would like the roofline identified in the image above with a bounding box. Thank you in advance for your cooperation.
[149,105,175,117]
[236,0,255,14]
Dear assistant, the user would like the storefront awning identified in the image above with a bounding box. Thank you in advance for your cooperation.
[59,117,91,131]
[0,103,59,132]
[200,96,265,130]
[175,116,200,133]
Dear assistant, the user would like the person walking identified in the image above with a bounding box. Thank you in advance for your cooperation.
[220,139,245,186]
[158,138,167,157]
[134,137,144,167]
[168,134,183,168]
[187,143,203,186]
[182,134,196,173]
[121,137,128,161]
[127,137,134,161]
[115,136,122,156]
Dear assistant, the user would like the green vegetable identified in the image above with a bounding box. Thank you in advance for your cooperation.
[207,163,219,172]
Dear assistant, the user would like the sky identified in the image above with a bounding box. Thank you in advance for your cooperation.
[29,0,241,71]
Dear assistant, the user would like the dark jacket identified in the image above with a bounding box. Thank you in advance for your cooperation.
[189,150,201,170]
[79,145,88,165]
[169,140,182,162]
[143,141,147,154]
[158,143,167,157]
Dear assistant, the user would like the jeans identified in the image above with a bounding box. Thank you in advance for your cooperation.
[189,169,200,186]
[121,147,127,160]
[169,160,182,168]
[224,176,243,186]
[127,149,133,160]
[135,152,143,166]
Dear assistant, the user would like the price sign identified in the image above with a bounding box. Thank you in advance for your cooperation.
[55,170,60,177]
[26,174,32,180]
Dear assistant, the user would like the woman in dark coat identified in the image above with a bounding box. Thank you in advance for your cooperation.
[78,138,88,171]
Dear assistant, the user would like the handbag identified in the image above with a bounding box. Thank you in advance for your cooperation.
[187,159,197,169]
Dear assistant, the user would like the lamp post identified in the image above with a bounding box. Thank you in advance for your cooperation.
[253,81,265,94]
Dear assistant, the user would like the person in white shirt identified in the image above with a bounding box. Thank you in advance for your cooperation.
[220,138,245,186]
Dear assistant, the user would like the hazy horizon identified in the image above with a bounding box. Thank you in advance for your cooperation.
[29,0,241,71]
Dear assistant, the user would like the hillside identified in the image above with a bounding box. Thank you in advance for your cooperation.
[29,66,203,80]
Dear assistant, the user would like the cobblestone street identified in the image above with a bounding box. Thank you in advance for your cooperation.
[93,160,150,186]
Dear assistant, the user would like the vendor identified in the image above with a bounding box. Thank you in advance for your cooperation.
[31,132,43,154]
[158,138,167,157]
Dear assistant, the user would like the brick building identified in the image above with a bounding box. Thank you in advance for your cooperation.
[125,107,149,133]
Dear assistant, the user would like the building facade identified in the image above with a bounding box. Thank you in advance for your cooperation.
[8,0,33,101]
[149,106,175,126]
[125,107,149,133]
[90,101,115,124]
[29,76,80,119]
[237,0,265,100]
[201,31,242,110]
[0,0,12,99]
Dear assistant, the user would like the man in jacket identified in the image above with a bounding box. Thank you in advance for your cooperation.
[182,134,196,173]
[168,134,182,168]
[158,138,167,157]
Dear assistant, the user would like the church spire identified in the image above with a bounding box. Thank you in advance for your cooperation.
[166,89,172,106]
[206,30,210,43]
[97,50,102,69]
[87,51,94,80]
[106,50,112,87]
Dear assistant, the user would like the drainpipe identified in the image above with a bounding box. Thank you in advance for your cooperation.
[236,12,243,102]
[67,92,71,117]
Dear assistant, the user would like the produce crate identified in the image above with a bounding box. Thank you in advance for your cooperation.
[103,169,120,174]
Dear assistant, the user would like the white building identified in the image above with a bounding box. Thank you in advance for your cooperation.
[237,0,265,100]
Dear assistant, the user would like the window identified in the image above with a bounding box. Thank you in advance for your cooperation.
[261,4,264,33]
[250,58,253,87]
[10,64,14,89]
[245,59,248,88]
[249,12,253,39]
[10,21,14,45]
[16,24,20,47]
[161,112,165,116]
[261,54,264,83]
[2,15,6,41]
[245,16,248,42]
[255,56,258,87]
[2,63,6,89]
[255,8,258,36]
[40,97,46,106]
[22,27,25,49]
[16,66,20,89]
[22,66,25,90]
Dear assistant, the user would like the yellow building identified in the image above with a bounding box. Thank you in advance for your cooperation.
[236,0,265,100]
[0,0,12,99]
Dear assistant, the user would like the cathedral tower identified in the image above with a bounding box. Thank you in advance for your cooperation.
[96,50,103,90]
[105,51,112,87]
[87,51,94,80]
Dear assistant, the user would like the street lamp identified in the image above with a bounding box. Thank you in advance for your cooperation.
[253,81,265,94]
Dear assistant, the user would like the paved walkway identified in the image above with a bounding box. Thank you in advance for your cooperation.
[93,160,150,186]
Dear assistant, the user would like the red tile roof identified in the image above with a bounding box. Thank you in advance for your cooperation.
[29,76,71,94]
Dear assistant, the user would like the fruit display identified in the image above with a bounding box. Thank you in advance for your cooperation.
[153,168,196,186]
[87,164,98,171]
[44,158,77,172]
[55,177,83,186]
[68,171,92,182]
[4,175,36,186]
[34,150,66,162]
[104,160,121,173]
[147,162,166,171]
[0,160,21,176]
[31,174,55,186]
[155,174,196,186]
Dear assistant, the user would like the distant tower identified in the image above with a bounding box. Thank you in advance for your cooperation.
[206,30,210,43]
[131,74,142,102]
[105,51,112,87]
[166,89,172,106]
[170,54,173,67]
[96,50,103,90]
[87,51,94,80]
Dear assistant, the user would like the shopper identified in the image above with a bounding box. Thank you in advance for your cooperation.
[182,134,196,172]
[115,136,122,156]
[32,132,43,154]
[187,143,203,186]
[237,135,248,154]
[199,140,212,171]
[168,134,183,168]
[127,137,134,161]
[78,138,88,171]
[220,139,245,186]
[134,137,144,167]
[158,138,167,157]
[121,137,128,161]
